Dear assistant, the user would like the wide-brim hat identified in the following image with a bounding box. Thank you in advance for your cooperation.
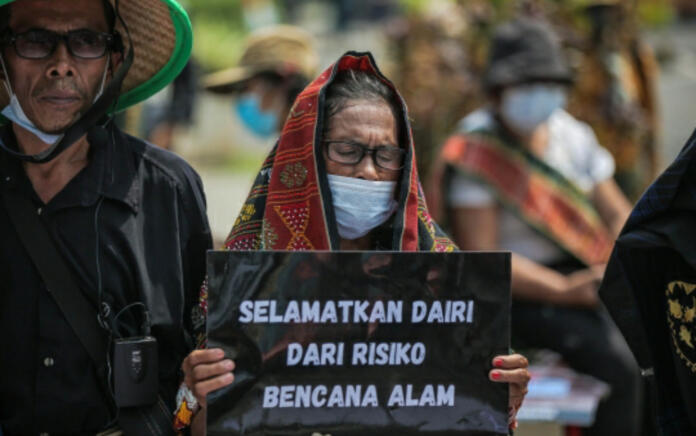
[574,0,623,9]
[203,25,319,94]
[483,18,573,91]
[0,0,193,113]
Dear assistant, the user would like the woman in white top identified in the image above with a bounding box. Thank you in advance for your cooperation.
[428,18,642,436]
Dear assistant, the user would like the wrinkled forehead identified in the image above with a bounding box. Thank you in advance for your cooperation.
[326,100,399,144]
[8,0,110,32]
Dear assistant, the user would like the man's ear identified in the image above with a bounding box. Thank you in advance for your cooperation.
[108,51,123,77]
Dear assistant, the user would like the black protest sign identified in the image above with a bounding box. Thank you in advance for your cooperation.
[206,251,510,435]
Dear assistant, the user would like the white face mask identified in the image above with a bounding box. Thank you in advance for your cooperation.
[328,174,398,240]
[1,94,64,145]
[500,84,566,135]
[0,53,109,146]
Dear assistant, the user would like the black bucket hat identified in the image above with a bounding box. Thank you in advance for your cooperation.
[483,18,573,91]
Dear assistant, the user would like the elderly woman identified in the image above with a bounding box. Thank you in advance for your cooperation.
[177,52,529,434]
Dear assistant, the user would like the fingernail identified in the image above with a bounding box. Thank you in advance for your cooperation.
[494,358,504,368]
[491,371,501,380]
[224,359,234,370]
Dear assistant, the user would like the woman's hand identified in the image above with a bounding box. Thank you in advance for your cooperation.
[182,348,236,409]
[182,348,236,435]
[559,265,606,308]
[489,354,530,430]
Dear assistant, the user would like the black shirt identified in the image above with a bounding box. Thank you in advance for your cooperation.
[0,125,212,434]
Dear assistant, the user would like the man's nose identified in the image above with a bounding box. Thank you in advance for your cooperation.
[354,153,380,181]
[46,42,76,78]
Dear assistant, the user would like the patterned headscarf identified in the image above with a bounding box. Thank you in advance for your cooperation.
[224,52,456,252]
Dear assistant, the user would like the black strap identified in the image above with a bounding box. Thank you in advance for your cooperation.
[1,188,108,366]
[1,188,175,436]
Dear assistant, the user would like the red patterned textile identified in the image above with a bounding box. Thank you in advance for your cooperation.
[224,52,456,252]
[428,132,612,266]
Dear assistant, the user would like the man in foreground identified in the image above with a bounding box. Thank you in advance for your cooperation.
[0,0,211,433]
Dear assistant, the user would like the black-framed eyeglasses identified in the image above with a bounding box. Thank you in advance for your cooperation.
[1,29,117,60]
[324,140,406,171]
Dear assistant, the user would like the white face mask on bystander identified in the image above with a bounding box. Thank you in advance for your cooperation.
[327,174,398,240]
[2,93,64,145]
[500,83,566,135]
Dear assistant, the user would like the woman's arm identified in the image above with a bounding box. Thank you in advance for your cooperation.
[591,178,632,238]
[450,205,499,251]
[451,206,603,307]
[511,254,603,307]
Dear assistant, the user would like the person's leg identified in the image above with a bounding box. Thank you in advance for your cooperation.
[512,301,642,436]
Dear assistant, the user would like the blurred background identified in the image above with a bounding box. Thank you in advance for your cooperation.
[119,1,695,434]
[122,0,695,254]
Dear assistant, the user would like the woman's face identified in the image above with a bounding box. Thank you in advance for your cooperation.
[323,99,401,182]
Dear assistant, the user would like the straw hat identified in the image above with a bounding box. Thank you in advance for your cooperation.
[574,0,623,8]
[0,0,193,113]
[204,25,319,94]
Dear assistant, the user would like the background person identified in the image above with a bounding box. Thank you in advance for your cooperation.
[568,0,660,201]
[176,52,530,435]
[0,0,211,433]
[203,24,319,140]
[140,59,200,150]
[427,18,641,436]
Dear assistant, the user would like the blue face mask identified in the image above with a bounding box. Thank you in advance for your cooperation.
[235,93,278,138]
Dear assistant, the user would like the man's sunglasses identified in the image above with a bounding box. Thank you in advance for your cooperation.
[1,29,120,60]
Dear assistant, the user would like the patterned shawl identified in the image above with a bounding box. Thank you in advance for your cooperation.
[427,125,613,266]
[224,52,456,253]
